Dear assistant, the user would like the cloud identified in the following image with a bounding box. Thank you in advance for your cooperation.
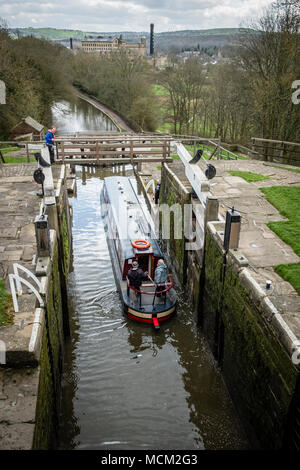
[0,0,274,32]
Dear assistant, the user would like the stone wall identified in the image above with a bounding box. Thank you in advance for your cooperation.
[160,163,191,285]
[32,173,72,449]
[0,164,73,450]
[200,228,299,448]
[160,161,300,449]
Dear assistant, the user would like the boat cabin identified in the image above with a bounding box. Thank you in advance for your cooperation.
[102,176,163,279]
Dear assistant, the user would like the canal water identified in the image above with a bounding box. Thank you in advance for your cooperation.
[51,97,116,135]
[55,99,249,450]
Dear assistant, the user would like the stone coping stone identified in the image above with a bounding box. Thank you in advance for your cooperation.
[0,287,46,367]
[0,176,34,184]
[0,367,39,450]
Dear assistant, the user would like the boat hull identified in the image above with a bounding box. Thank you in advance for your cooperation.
[104,222,176,325]
[126,306,176,324]
[100,177,177,327]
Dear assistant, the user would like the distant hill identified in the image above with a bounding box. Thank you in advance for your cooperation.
[8,27,252,53]
[8,27,101,40]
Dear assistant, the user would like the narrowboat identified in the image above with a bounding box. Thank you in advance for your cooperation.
[100,176,176,329]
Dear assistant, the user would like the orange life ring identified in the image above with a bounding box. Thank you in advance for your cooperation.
[132,239,151,249]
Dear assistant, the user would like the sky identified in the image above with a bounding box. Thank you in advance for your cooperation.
[0,0,275,32]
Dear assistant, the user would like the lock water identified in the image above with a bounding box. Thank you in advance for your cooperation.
[52,97,249,450]
[57,166,248,450]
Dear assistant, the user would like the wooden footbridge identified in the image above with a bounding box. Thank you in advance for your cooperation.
[0,132,240,167]
[53,133,174,165]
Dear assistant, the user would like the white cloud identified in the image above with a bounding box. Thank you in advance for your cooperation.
[0,0,275,32]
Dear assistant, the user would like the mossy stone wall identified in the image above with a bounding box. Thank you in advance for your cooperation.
[32,187,71,449]
[160,164,191,284]
[200,231,299,448]
[32,242,64,449]
[161,164,300,449]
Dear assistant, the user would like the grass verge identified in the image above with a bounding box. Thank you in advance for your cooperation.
[185,144,247,161]
[0,147,20,154]
[275,264,300,295]
[0,280,14,326]
[227,170,270,182]
[3,156,36,163]
[260,185,300,295]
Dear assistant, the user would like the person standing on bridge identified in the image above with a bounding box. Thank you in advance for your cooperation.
[45,126,56,164]
[154,179,160,205]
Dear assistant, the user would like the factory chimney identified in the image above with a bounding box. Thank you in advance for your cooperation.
[150,23,154,55]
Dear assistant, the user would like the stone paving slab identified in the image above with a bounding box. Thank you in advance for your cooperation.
[0,164,41,319]
[0,163,63,450]
[151,157,300,341]
[0,367,39,450]
[0,423,35,450]
[0,176,35,184]
[207,159,300,338]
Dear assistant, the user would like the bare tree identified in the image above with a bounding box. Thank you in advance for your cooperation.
[236,0,300,141]
[160,57,206,134]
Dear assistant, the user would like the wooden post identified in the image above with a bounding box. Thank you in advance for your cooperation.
[163,141,167,162]
[204,196,219,229]
[280,141,286,164]
[96,141,99,165]
[26,143,29,162]
[251,138,256,160]
[34,214,51,257]
[61,141,65,163]
[130,140,134,165]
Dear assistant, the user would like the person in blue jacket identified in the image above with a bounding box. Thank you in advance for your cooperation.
[154,179,160,204]
[45,126,56,164]
[154,259,167,297]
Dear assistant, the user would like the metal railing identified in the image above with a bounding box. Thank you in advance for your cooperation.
[126,275,174,309]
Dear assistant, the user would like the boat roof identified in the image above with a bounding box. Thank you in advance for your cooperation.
[103,176,163,260]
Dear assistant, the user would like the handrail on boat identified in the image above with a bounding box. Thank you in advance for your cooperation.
[126,275,174,295]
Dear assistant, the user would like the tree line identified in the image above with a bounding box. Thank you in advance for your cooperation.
[0,20,158,138]
[72,50,158,131]
[0,21,74,139]
[159,0,300,143]
[0,0,299,143]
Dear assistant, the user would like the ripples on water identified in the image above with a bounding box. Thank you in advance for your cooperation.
[58,166,249,450]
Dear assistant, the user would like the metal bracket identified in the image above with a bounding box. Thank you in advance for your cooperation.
[145,178,155,194]
[9,263,45,313]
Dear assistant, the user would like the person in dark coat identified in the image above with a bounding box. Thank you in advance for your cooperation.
[45,126,56,164]
[154,179,160,205]
[127,261,149,305]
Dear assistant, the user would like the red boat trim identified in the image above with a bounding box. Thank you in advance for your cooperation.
[128,312,174,324]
